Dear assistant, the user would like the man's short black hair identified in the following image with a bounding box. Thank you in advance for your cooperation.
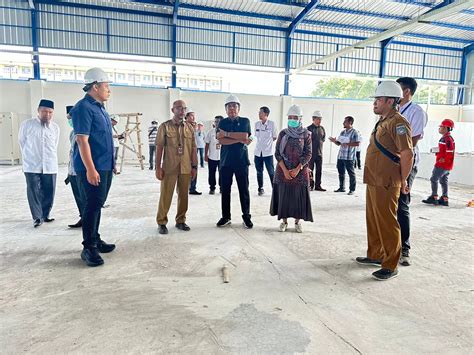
[260,106,270,115]
[396,77,418,95]
[214,115,224,120]
[345,116,354,125]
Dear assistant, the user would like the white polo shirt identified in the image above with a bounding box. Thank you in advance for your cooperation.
[204,128,221,161]
[254,119,278,157]
[18,118,60,174]
[400,101,428,167]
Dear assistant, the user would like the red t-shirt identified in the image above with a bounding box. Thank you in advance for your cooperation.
[435,132,455,171]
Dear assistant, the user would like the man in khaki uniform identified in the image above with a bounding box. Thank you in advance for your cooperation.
[357,81,413,281]
[155,100,198,234]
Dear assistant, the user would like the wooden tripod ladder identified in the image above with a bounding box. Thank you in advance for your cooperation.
[117,113,144,172]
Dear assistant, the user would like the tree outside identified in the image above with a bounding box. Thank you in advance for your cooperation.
[311,77,450,104]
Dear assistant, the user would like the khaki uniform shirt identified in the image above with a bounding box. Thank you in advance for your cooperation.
[156,119,195,175]
[364,109,413,187]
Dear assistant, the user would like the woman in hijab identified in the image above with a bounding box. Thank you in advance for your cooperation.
[270,104,313,233]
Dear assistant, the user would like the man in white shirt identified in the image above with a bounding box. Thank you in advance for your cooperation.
[18,99,60,227]
[205,115,223,194]
[396,77,428,266]
[254,106,278,196]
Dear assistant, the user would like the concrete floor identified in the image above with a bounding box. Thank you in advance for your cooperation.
[0,164,473,354]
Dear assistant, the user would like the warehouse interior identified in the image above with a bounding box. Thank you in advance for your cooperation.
[1,0,473,353]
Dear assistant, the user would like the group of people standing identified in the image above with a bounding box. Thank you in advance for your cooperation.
[18,69,456,280]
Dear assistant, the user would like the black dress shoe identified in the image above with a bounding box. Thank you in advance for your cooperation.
[175,223,191,231]
[334,188,346,193]
[189,190,202,195]
[81,248,104,267]
[68,219,82,228]
[314,186,327,192]
[158,224,168,234]
[44,217,55,223]
[97,240,116,253]
[33,219,43,228]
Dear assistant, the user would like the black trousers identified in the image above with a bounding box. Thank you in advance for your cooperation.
[220,165,250,220]
[77,170,113,249]
[149,145,156,169]
[24,173,56,221]
[336,159,356,192]
[69,174,86,218]
[308,155,323,188]
[208,159,220,191]
[354,151,361,169]
[397,165,417,251]
[254,155,274,190]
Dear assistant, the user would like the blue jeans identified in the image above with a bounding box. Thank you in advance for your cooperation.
[254,155,275,190]
[197,148,204,168]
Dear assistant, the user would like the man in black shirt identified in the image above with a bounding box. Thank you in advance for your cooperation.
[216,95,253,229]
[307,110,326,191]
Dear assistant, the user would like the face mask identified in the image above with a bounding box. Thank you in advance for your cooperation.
[288,119,300,128]
[67,119,73,128]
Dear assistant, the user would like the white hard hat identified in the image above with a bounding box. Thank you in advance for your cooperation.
[197,121,204,126]
[225,94,241,106]
[312,110,322,118]
[110,114,120,123]
[287,104,303,117]
[372,81,403,98]
[186,108,195,114]
[84,67,111,84]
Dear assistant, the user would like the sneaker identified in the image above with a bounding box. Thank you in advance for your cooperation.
[189,190,202,195]
[217,218,231,227]
[372,268,399,281]
[242,215,253,229]
[399,249,410,266]
[209,189,215,195]
[33,219,43,228]
[81,248,104,267]
[258,188,264,196]
[347,191,355,195]
[438,196,449,207]
[295,221,303,233]
[279,222,288,232]
[97,240,116,253]
[334,188,346,193]
[355,257,382,266]
[422,195,438,205]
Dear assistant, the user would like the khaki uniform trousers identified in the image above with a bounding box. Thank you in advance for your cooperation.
[366,185,401,271]
[156,173,191,225]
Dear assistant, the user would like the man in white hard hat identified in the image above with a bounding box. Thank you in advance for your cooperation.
[18,99,60,228]
[216,94,253,229]
[70,67,116,267]
[356,80,413,281]
[306,110,326,191]
[396,77,428,266]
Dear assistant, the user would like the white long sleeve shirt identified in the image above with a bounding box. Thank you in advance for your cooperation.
[18,118,60,174]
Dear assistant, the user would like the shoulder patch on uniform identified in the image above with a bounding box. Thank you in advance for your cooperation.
[396,124,407,135]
